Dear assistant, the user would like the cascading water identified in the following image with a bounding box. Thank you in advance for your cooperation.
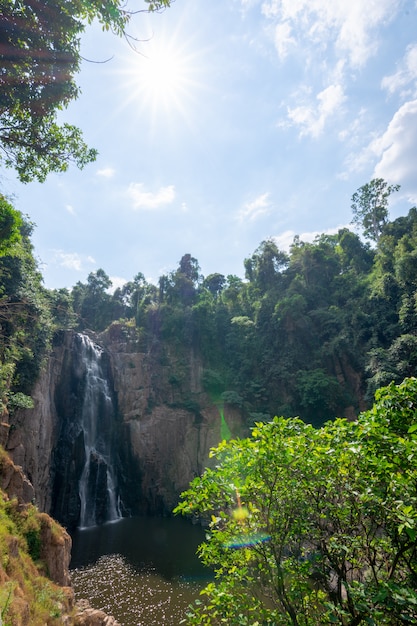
[77,334,121,528]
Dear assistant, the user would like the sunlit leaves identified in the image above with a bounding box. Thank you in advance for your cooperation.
[175,378,417,625]
[0,0,170,181]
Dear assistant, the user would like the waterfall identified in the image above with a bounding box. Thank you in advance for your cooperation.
[77,334,121,528]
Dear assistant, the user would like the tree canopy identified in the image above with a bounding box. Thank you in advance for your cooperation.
[0,196,51,413]
[175,378,417,625]
[351,178,400,242]
[59,193,417,426]
[1,180,417,432]
[0,0,171,182]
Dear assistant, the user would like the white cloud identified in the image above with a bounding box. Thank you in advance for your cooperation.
[381,43,417,98]
[373,99,417,202]
[261,0,398,68]
[273,229,298,251]
[127,183,176,210]
[65,204,76,215]
[55,252,82,271]
[286,83,346,137]
[273,21,296,59]
[338,109,381,177]
[273,225,349,251]
[53,251,96,272]
[97,167,116,178]
[238,192,271,221]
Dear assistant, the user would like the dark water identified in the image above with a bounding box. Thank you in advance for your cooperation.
[70,516,211,625]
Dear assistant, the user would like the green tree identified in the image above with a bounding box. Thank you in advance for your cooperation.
[0,208,52,410]
[202,273,226,299]
[175,378,417,625]
[351,178,400,242]
[46,287,77,330]
[0,0,171,182]
[0,194,22,256]
[244,239,289,294]
[71,268,113,331]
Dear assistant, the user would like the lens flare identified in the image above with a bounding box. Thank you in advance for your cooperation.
[225,532,271,550]
[220,407,232,441]
[224,490,271,549]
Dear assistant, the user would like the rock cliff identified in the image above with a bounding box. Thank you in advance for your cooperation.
[6,325,245,529]
[6,330,74,513]
[0,448,73,624]
[0,448,121,625]
[102,322,244,517]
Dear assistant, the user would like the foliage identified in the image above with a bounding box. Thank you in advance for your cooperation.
[0,0,170,181]
[60,191,417,426]
[0,200,53,414]
[175,378,417,625]
[71,268,114,331]
[0,479,71,625]
[145,0,172,10]
[0,196,22,256]
[1,179,416,429]
[351,178,400,242]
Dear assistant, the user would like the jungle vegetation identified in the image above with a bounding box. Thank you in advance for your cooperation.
[1,3,416,623]
[1,180,417,626]
[175,377,417,625]
[2,190,417,624]
[1,180,417,426]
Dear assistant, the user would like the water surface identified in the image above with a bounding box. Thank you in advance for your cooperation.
[70,516,211,625]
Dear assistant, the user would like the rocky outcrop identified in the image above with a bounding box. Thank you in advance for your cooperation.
[39,512,72,586]
[74,600,121,625]
[0,324,245,623]
[7,326,245,528]
[101,323,245,516]
[0,446,34,504]
[6,330,74,513]
[0,451,75,624]
[0,449,72,586]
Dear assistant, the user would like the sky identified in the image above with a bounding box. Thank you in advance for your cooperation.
[2,0,417,291]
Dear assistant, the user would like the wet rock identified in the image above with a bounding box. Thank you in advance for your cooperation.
[74,600,121,625]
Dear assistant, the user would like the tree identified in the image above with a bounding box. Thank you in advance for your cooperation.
[244,239,289,293]
[71,268,113,330]
[202,273,226,299]
[0,194,22,256]
[0,0,171,182]
[175,378,417,625]
[0,206,53,409]
[351,179,400,242]
[165,254,201,306]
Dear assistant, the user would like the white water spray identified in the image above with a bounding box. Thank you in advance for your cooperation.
[78,334,121,528]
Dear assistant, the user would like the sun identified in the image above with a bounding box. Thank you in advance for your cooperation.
[123,36,200,119]
[139,44,186,100]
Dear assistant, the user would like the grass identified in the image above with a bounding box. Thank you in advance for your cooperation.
[0,449,74,625]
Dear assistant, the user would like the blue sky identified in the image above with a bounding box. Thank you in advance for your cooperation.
[2,0,417,290]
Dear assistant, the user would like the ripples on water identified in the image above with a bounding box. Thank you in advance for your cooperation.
[70,517,211,626]
[71,554,204,625]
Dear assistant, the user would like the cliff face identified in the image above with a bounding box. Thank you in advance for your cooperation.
[0,449,73,624]
[103,322,244,516]
[7,326,245,528]
[6,330,73,513]
[0,449,122,625]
